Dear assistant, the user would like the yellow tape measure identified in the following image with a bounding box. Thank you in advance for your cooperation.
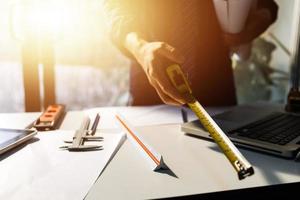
[166,64,254,180]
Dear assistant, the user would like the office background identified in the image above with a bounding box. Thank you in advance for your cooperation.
[0,0,299,112]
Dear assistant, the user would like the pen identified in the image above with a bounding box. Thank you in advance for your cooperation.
[181,108,188,123]
[116,114,168,171]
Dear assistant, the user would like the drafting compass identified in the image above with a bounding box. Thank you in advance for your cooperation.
[60,114,103,151]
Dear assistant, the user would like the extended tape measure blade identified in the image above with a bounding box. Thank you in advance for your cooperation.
[166,64,254,179]
[188,100,254,179]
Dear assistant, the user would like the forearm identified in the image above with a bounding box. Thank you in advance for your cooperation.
[257,0,278,23]
[104,0,142,58]
[224,7,277,47]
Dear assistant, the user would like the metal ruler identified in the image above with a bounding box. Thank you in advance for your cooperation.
[166,64,254,180]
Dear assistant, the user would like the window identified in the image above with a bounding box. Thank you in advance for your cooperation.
[0,0,299,112]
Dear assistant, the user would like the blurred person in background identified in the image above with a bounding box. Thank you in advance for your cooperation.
[105,0,278,106]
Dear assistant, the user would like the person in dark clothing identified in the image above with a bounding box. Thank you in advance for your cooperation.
[105,0,278,106]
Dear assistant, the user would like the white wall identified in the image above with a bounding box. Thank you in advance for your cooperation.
[268,0,300,72]
[270,0,300,52]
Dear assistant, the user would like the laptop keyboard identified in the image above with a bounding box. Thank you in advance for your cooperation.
[229,112,300,145]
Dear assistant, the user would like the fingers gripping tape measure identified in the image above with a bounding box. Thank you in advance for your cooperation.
[166,64,254,180]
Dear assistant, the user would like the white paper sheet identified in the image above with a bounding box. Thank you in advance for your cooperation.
[0,130,125,200]
[86,105,186,129]
[86,105,233,129]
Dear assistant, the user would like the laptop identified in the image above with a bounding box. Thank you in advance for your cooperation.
[181,102,300,159]
[182,20,300,160]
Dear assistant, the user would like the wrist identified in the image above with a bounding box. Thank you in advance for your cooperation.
[124,32,147,58]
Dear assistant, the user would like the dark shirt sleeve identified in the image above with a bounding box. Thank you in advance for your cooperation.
[104,0,144,58]
[228,0,279,45]
[257,0,279,23]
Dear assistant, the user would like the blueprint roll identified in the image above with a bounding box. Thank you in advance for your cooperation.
[213,0,254,34]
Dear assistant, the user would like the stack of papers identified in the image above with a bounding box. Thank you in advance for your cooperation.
[0,130,125,200]
[0,104,232,200]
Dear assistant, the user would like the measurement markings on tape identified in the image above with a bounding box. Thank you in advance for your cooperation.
[166,64,254,180]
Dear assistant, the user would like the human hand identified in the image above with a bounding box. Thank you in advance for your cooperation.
[135,41,189,106]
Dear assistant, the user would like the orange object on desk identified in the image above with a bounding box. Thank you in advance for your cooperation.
[33,104,66,131]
